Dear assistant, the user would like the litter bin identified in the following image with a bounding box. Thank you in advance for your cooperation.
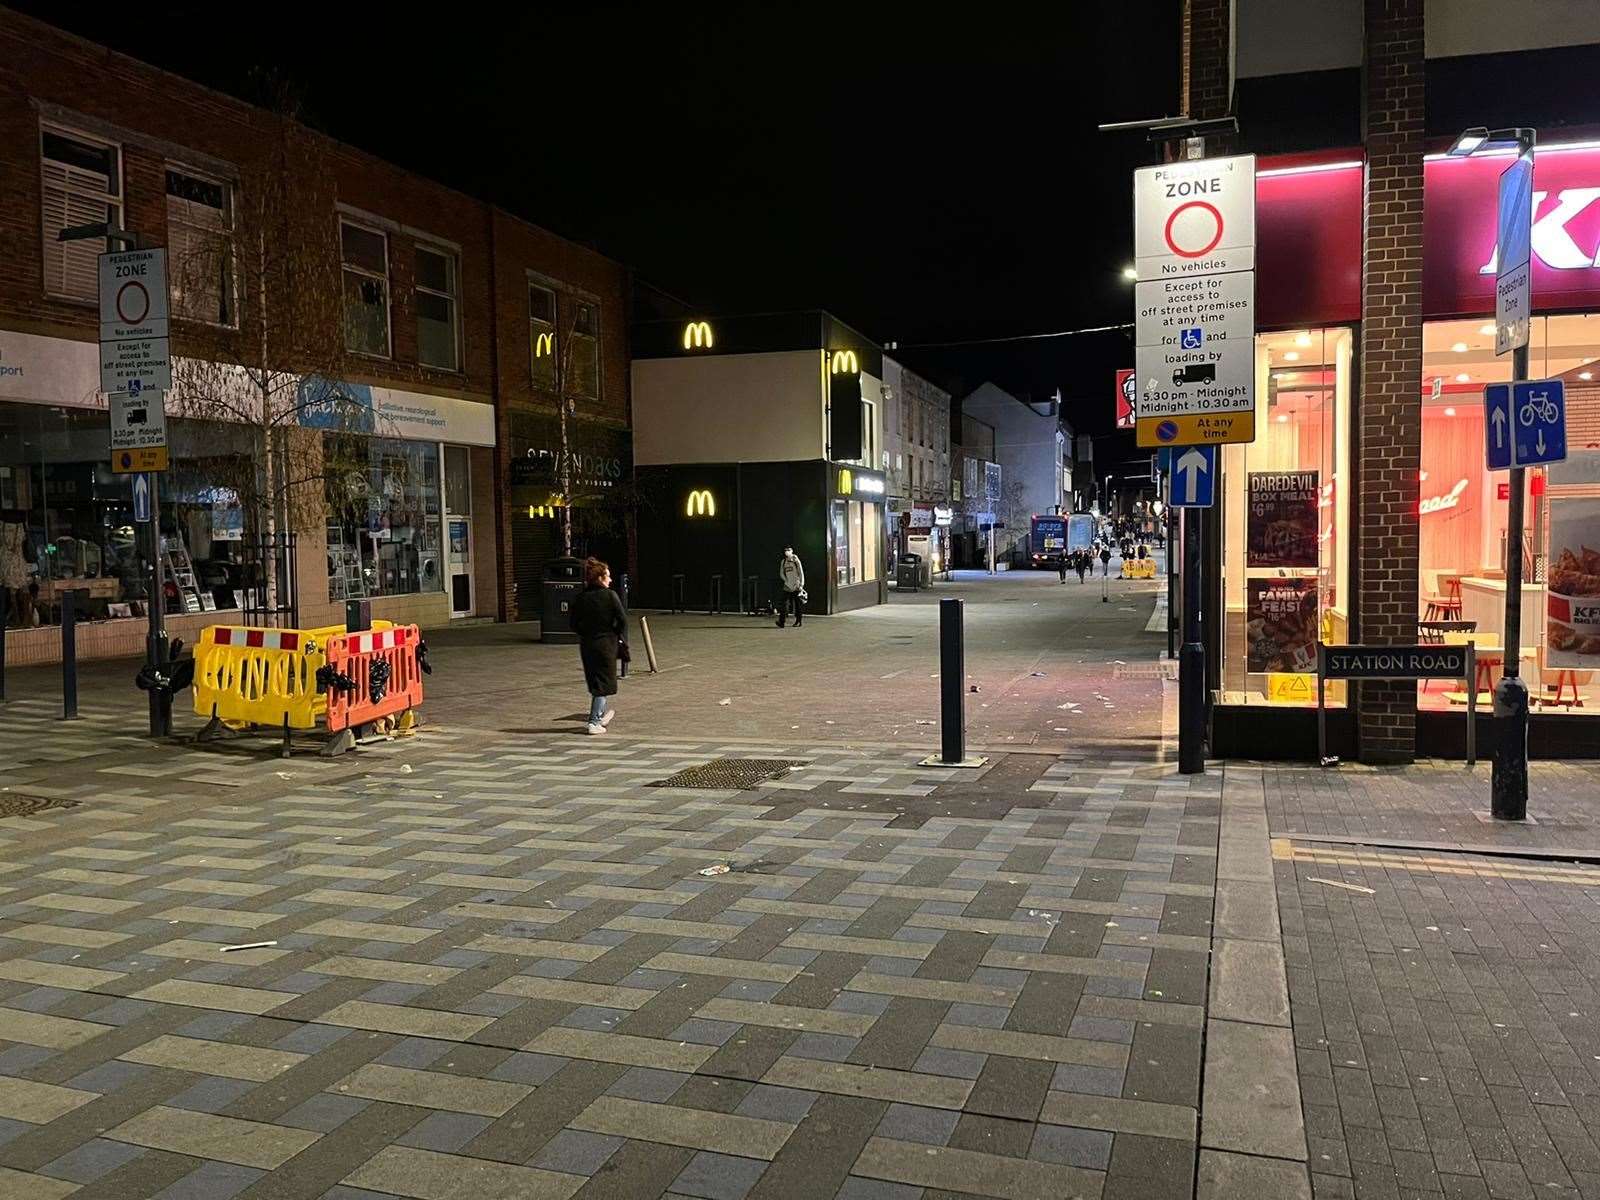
[540,556,582,644]
[896,553,922,593]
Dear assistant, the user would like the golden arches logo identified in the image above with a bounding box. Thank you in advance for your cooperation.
[831,350,859,375]
[685,489,716,517]
[837,468,852,493]
[682,321,714,350]
[534,331,555,359]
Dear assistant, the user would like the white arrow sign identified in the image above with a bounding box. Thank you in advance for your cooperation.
[1492,405,1507,448]
[132,472,151,523]
[1177,447,1210,504]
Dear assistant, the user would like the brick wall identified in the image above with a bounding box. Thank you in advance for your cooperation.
[1356,0,1426,763]
[1181,0,1232,121]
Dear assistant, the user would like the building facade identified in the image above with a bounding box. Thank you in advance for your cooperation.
[882,357,952,570]
[1179,0,1600,760]
[959,383,1069,564]
[630,313,887,615]
[0,11,630,666]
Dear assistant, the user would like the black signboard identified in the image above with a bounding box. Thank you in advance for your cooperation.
[1321,644,1468,680]
[829,370,863,461]
[1247,471,1320,568]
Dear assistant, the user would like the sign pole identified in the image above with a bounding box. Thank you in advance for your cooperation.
[1493,335,1530,818]
[143,471,170,738]
[1179,506,1205,773]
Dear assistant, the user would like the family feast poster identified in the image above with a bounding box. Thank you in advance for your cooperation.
[1247,578,1319,674]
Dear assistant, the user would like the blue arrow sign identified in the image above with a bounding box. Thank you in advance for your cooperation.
[1170,445,1215,508]
[1511,379,1566,467]
[1484,383,1513,470]
[132,473,151,523]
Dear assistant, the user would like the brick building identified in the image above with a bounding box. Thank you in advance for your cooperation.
[881,357,952,567]
[0,10,630,666]
[1176,0,1600,761]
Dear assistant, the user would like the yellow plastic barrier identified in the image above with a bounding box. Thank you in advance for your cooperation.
[1121,559,1157,580]
[192,621,391,730]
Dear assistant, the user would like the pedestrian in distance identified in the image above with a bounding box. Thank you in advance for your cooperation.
[568,556,626,735]
[1076,550,1088,583]
[776,546,806,628]
[1100,546,1113,576]
[1057,555,1068,584]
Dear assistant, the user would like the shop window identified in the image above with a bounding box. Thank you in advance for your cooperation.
[414,244,459,371]
[41,127,121,301]
[0,406,251,629]
[1417,315,1600,716]
[571,301,600,399]
[831,499,880,587]
[166,167,235,326]
[529,282,556,392]
[324,434,443,601]
[340,220,390,357]
[1221,328,1354,707]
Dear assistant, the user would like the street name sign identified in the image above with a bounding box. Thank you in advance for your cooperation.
[1511,378,1567,467]
[98,248,171,395]
[1133,154,1257,448]
[1321,644,1469,680]
[1495,154,1533,356]
[1169,445,1216,508]
[109,389,168,474]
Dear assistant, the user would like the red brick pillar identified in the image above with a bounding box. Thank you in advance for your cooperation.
[1180,0,1232,122]
[1356,0,1425,762]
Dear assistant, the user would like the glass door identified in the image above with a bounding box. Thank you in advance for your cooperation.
[444,445,473,617]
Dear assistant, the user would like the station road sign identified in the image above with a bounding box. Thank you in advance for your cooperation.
[1495,154,1533,357]
[1133,154,1257,448]
[109,389,169,474]
[99,248,171,396]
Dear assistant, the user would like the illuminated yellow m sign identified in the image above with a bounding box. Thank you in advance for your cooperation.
[837,468,852,493]
[682,321,714,350]
[534,331,555,359]
[831,350,859,375]
[685,489,716,517]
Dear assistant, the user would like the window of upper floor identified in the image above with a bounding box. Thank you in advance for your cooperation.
[414,243,459,371]
[41,125,122,302]
[571,300,600,400]
[340,219,390,358]
[529,282,557,392]
[166,166,235,327]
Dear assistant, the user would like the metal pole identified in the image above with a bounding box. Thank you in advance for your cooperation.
[1167,500,1177,659]
[1493,334,1531,818]
[939,597,965,763]
[1179,506,1205,774]
[61,587,80,720]
[0,616,6,703]
[144,471,170,737]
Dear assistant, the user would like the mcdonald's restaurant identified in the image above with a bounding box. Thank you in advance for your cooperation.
[630,312,889,615]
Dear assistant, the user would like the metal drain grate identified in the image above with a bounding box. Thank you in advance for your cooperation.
[0,794,80,820]
[648,758,807,790]
[1113,661,1179,680]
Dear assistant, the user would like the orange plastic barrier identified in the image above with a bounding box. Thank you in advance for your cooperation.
[323,624,425,734]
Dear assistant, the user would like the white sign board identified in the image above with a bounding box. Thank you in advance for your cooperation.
[1495,155,1533,356]
[1134,155,1257,280]
[98,249,171,395]
[1133,154,1257,445]
[109,389,169,472]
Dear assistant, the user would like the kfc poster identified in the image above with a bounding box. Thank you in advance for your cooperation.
[1247,471,1320,568]
[1115,369,1135,430]
[1548,499,1600,669]
[1247,578,1319,674]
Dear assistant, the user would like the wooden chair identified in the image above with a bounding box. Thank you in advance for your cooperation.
[1421,573,1463,621]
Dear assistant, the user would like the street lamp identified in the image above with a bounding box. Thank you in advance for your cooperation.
[1448,124,1536,819]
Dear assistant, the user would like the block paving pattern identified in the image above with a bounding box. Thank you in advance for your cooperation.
[0,736,1221,1199]
[1277,839,1600,1200]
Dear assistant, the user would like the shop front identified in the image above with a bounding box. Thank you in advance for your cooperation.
[1210,145,1600,759]
[0,330,497,665]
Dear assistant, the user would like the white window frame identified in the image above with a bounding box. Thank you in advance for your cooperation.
[413,241,460,372]
[165,163,237,328]
[340,217,392,359]
[40,123,122,302]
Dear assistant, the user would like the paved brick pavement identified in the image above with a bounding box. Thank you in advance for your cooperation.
[0,727,1220,1199]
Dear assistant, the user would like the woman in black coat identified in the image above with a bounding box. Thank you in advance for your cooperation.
[568,557,627,734]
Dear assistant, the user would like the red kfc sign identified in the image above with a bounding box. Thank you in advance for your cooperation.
[1115,368,1135,429]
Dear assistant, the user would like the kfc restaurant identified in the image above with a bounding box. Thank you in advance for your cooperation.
[1210,142,1600,760]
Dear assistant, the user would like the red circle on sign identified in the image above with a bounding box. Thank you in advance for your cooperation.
[116,281,150,325]
[1163,201,1224,258]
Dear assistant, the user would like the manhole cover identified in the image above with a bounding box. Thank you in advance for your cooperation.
[648,758,807,790]
[0,794,80,819]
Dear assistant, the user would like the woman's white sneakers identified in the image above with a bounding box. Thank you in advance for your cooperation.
[600,709,615,727]
[585,722,605,735]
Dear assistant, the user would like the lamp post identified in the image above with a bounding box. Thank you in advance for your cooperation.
[1447,125,1536,818]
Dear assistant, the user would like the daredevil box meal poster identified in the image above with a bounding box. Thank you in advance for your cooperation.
[1247,471,1320,569]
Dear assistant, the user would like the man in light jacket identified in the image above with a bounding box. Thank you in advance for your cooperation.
[776,547,805,628]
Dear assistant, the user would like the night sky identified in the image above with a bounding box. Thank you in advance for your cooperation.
[27,2,1180,457]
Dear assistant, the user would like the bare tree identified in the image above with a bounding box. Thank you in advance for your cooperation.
[166,91,385,616]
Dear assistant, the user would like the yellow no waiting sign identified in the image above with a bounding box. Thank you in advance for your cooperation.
[1137,411,1255,448]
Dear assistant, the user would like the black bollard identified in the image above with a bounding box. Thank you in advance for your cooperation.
[0,615,6,703]
[61,587,82,720]
[615,574,630,679]
[939,597,965,763]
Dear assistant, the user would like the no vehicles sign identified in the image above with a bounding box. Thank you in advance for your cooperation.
[98,249,171,396]
[1134,156,1256,280]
